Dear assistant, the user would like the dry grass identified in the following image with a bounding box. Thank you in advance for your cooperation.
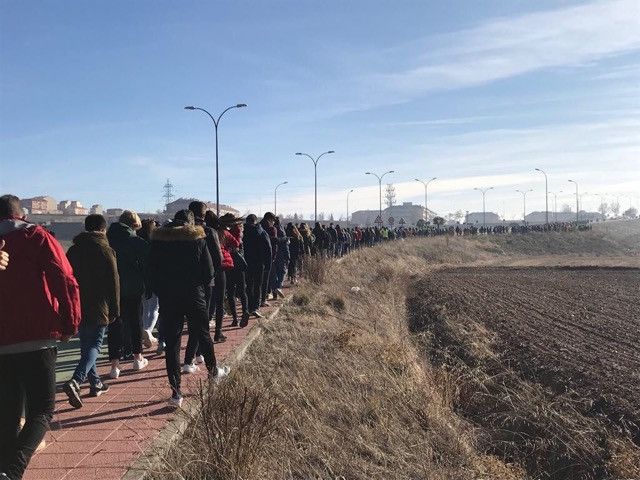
[149,232,636,479]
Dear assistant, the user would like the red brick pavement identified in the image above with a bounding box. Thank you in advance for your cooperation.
[23,295,285,480]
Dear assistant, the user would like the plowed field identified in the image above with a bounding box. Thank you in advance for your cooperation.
[420,267,640,431]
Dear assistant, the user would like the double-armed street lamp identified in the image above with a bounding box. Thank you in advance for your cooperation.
[346,189,354,227]
[365,170,394,226]
[415,177,437,223]
[534,168,549,225]
[274,181,288,217]
[184,103,247,216]
[295,150,335,222]
[474,186,494,229]
[568,179,580,224]
[516,189,533,225]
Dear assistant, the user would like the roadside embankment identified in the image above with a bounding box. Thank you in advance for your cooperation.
[149,230,638,479]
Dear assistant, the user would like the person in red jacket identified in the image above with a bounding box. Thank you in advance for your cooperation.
[0,195,81,480]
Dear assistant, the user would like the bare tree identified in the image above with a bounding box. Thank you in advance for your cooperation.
[598,202,609,217]
[610,201,621,217]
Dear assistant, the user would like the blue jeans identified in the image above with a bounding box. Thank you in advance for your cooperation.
[72,324,107,388]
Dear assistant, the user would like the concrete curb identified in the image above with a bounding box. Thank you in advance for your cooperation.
[122,302,286,480]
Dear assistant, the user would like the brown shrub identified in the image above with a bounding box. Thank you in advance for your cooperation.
[302,255,330,284]
[150,376,283,480]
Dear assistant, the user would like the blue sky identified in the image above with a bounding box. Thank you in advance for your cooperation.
[1,0,638,219]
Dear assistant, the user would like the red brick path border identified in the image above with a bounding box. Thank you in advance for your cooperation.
[23,292,288,480]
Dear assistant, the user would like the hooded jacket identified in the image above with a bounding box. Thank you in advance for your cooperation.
[195,216,223,275]
[219,230,237,271]
[66,231,120,327]
[146,223,214,297]
[243,222,272,270]
[107,222,148,298]
[0,217,80,347]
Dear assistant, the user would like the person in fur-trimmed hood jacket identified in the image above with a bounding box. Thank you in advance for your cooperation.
[146,209,227,407]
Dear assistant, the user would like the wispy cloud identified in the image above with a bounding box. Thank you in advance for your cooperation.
[374,0,640,96]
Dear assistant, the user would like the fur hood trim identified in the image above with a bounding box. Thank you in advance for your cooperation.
[151,224,206,242]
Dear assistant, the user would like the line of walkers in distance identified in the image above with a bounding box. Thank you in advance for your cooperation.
[0,192,594,480]
[414,221,592,236]
[0,194,408,479]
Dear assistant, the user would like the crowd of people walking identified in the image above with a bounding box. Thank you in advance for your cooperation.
[0,192,596,479]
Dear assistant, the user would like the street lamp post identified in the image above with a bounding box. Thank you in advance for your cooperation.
[473,187,494,229]
[295,150,335,222]
[184,103,247,216]
[415,177,437,223]
[516,189,533,225]
[568,180,579,224]
[365,170,394,226]
[274,181,288,217]
[534,168,549,225]
[346,189,354,227]
[551,191,562,222]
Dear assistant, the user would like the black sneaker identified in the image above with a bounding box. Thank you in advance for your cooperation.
[230,319,239,327]
[63,380,83,409]
[240,312,250,328]
[89,383,110,397]
[214,333,227,343]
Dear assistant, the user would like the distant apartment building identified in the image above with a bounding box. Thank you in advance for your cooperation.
[58,200,88,216]
[350,202,436,226]
[385,202,425,226]
[90,204,104,215]
[165,198,240,216]
[524,211,605,224]
[20,197,49,214]
[464,211,502,225]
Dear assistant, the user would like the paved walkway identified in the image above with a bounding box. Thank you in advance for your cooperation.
[23,294,286,480]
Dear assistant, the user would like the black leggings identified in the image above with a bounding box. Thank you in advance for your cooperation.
[246,266,263,312]
[160,289,216,396]
[226,269,248,321]
[0,348,56,479]
[108,295,143,360]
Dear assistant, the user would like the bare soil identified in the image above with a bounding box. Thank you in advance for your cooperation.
[411,266,640,478]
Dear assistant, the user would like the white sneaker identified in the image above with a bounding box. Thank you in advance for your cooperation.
[181,363,199,374]
[109,366,120,379]
[133,357,148,371]
[195,355,205,364]
[212,365,231,384]
[168,394,183,408]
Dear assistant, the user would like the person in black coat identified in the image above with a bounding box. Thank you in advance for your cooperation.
[106,210,149,378]
[243,214,272,317]
[182,202,224,362]
[146,209,226,407]
[259,212,277,307]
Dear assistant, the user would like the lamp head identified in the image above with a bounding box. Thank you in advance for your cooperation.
[431,176,437,181]
[283,181,288,184]
[327,150,335,154]
[295,152,303,156]
[365,172,372,175]
[184,106,195,110]
[236,103,247,108]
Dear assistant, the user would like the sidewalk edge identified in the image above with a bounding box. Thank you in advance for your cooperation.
[122,303,284,480]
